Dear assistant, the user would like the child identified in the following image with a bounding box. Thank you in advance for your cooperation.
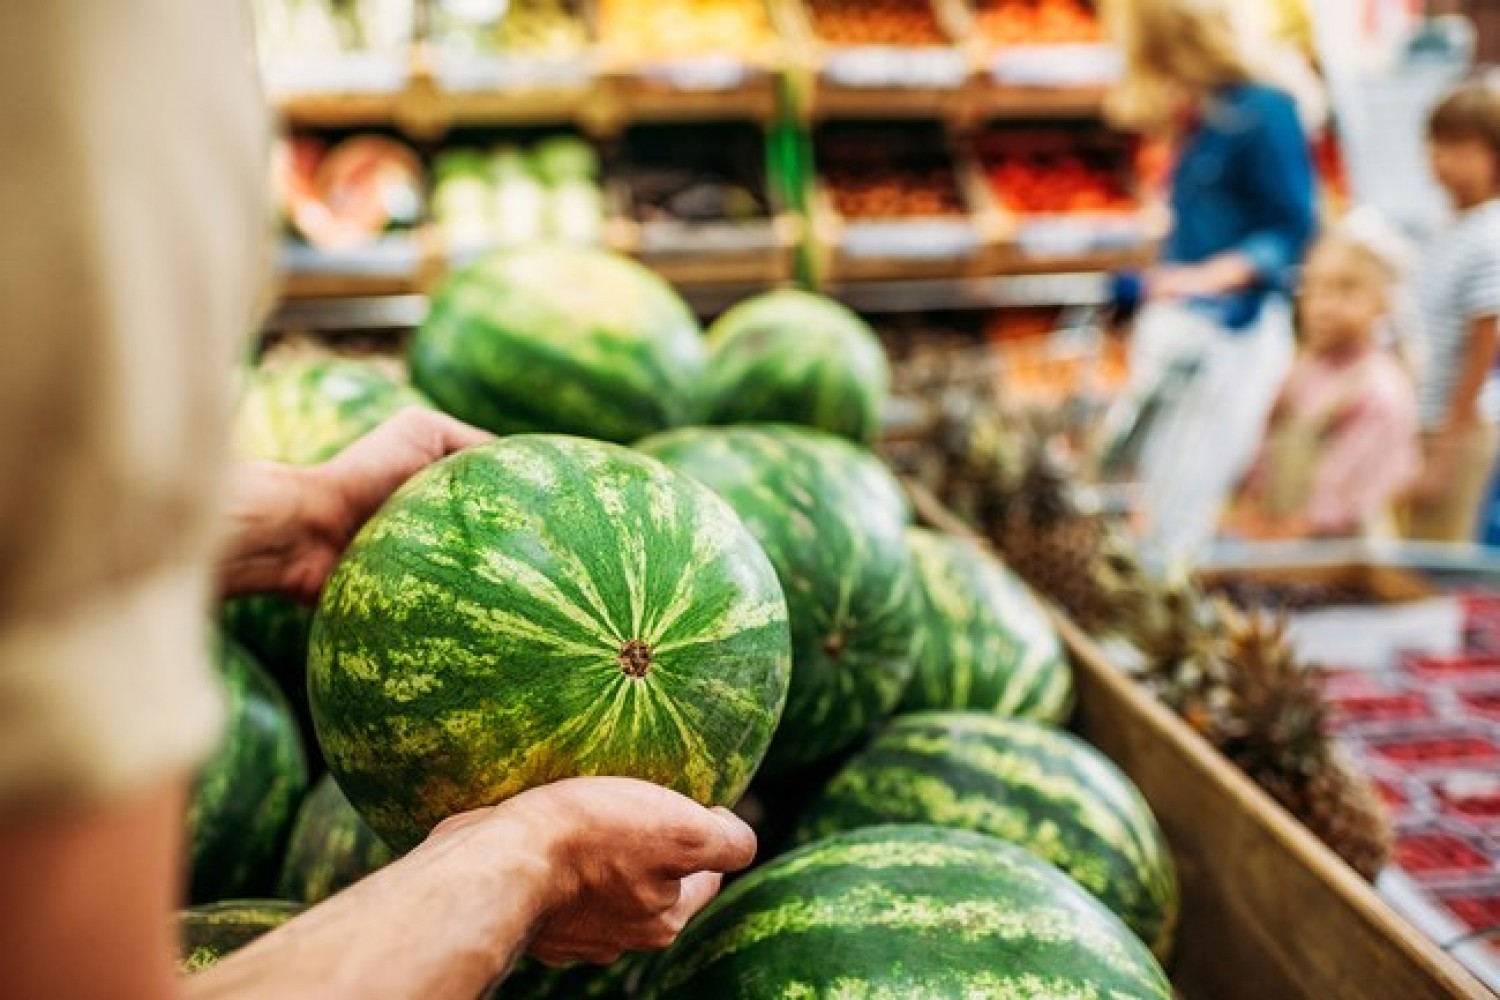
[1232,223,1419,540]
[1408,78,1500,541]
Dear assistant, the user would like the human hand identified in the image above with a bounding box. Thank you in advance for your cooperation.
[430,778,757,969]
[1406,432,1460,506]
[221,407,492,604]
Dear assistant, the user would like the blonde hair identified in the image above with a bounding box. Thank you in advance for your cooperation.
[1313,208,1428,379]
[1103,0,1325,133]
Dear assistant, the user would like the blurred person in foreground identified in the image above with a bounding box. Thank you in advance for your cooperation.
[1228,217,1420,541]
[1102,0,1321,564]
[0,6,753,1000]
[1405,78,1500,542]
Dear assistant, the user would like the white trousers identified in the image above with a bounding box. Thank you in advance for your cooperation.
[1129,299,1295,566]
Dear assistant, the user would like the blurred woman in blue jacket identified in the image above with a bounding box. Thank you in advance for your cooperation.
[1105,0,1321,562]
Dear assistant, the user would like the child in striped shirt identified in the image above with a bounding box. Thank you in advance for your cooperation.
[1407,79,1500,541]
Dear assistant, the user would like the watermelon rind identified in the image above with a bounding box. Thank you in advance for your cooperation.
[178,899,302,973]
[796,711,1180,960]
[276,774,397,904]
[700,290,890,444]
[189,635,308,904]
[309,435,791,850]
[410,245,705,443]
[902,528,1074,723]
[639,425,921,775]
[637,824,1173,1000]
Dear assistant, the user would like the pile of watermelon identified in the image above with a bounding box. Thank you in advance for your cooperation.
[187,246,1178,998]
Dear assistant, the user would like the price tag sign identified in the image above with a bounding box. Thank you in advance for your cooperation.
[640,220,778,255]
[841,219,980,260]
[1014,213,1144,258]
[434,52,592,92]
[990,44,1122,87]
[636,55,755,92]
[262,52,408,96]
[823,46,967,90]
[279,236,422,277]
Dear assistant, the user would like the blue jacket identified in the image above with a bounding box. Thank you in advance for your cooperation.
[1163,83,1316,329]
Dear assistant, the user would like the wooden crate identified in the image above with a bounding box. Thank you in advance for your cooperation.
[1197,561,1441,606]
[907,484,1494,1000]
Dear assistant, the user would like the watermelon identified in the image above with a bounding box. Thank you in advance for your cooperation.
[189,635,308,904]
[796,712,1179,960]
[309,435,792,850]
[902,528,1074,722]
[637,824,1173,1000]
[232,356,430,466]
[410,246,705,442]
[179,900,302,973]
[276,775,396,904]
[493,958,642,1000]
[224,358,432,722]
[700,290,890,444]
[638,426,920,774]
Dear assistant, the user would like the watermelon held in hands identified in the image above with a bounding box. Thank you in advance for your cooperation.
[309,435,792,851]
[276,775,397,904]
[638,425,921,775]
[796,712,1180,961]
[903,528,1074,722]
[700,290,890,444]
[178,900,302,973]
[189,636,308,905]
[410,245,705,443]
[636,824,1173,1000]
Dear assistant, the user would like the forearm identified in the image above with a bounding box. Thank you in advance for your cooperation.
[186,820,555,1000]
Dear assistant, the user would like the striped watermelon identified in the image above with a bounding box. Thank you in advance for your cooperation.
[638,824,1172,1000]
[276,775,396,904]
[224,358,431,714]
[189,636,308,904]
[309,435,791,850]
[796,712,1180,960]
[179,900,302,972]
[638,426,920,775]
[493,958,642,1000]
[410,246,705,442]
[903,528,1073,722]
[701,290,890,444]
[232,356,430,466]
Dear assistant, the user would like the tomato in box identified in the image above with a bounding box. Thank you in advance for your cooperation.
[1393,828,1495,878]
[1403,654,1500,685]
[1443,888,1500,938]
[1460,690,1500,722]
[1370,731,1500,769]
[1436,774,1500,825]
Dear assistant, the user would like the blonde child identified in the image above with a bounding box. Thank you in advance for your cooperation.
[1233,222,1419,539]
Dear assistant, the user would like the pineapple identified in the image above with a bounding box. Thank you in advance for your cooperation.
[1129,592,1392,879]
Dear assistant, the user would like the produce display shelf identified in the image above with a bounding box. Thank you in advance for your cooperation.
[908,484,1495,1000]
[262,271,1113,336]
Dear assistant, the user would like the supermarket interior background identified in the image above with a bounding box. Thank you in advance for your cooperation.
[23,0,1500,998]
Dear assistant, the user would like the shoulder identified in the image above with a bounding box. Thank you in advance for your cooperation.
[1209,84,1302,139]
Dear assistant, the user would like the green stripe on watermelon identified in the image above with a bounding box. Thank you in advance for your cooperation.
[638,426,920,775]
[189,635,308,904]
[796,712,1179,960]
[492,957,643,1000]
[637,824,1172,1000]
[410,246,705,443]
[233,357,431,466]
[276,774,397,904]
[903,528,1074,722]
[309,435,791,851]
[178,900,302,973]
[700,290,890,444]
